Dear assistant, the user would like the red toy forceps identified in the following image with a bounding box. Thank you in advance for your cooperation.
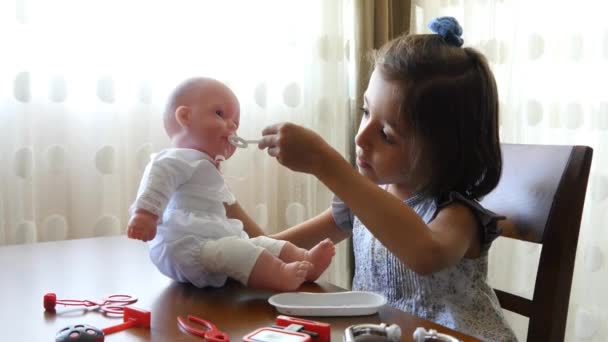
[44,292,138,315]
[178,315,230,341]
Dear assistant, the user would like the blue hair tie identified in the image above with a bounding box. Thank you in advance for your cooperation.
[428,16,463,47]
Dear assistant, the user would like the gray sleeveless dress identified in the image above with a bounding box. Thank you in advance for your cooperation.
[332,191,517,341]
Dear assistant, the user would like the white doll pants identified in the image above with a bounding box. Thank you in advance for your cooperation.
[150,234,285,288]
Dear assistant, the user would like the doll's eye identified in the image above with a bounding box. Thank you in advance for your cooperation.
[359,107,369,117]
[215,110,223,117]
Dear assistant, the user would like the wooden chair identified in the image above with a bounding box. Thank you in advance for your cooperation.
[480,143,593,342]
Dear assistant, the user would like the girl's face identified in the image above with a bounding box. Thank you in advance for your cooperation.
[356,70,413,194]
[187,85,240,160]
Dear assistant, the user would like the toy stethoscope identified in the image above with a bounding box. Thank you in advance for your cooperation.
[178,314,230,341]
[344,323,401,342]
[228,134,262,148]
[53,306,151,342]
[44,292,138,315]
[413,327,461,342]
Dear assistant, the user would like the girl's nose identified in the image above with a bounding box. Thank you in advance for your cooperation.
[355,120,371,150]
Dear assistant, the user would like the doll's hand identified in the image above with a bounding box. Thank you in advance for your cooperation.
[258,122,338,176]
[127,209,158,242]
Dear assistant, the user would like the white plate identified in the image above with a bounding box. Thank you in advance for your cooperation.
[268,291,387,316]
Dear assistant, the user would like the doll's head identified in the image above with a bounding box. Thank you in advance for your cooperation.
[164,77,240,161]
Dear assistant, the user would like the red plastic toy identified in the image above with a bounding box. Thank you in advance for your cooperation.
[103,306,151,334]
[243,327,311,342]
[275,315,331,342]
[244,315,330,342]
[177,314,230,341]
[44,292,138,315]
[54,306,151,341]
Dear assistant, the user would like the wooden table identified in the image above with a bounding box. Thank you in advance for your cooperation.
[0,236,478,341]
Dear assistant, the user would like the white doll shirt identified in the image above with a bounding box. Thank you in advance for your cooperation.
[132,148,250,287]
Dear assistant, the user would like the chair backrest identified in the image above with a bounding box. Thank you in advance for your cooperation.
[480,143,593,342]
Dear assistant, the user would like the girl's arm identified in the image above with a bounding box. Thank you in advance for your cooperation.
[226,200,350,249]
[272,208,351,250]
[225,201,266,237]
[259,123,479,274]
[317,151,479,274]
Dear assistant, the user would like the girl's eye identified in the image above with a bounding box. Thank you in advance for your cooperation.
[359,107,369,117]
[381,130,394,144]
[215,110,223,117]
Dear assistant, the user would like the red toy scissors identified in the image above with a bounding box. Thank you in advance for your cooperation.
[44,292,138,315]
[178,314,230,341]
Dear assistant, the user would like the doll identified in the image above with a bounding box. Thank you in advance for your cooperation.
[127,77,335,290]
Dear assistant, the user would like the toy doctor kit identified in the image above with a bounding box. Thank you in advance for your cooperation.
[412,327,462,342]
[44,292,138,315]
[44,292,150,341]
[177,314,230,341]
[343,323,401,342]
[244,315,330,342]
[268,291,386,316]
[54,306,151,342]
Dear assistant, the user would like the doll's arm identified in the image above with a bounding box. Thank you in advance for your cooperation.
[127,208,158,241]
[129,153,199,241]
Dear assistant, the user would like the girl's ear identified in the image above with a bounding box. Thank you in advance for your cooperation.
[175,106,191,128]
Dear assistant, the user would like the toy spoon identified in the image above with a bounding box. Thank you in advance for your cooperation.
[228,134,262,148]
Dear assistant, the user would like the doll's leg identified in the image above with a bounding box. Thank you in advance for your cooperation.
[250,236,335,282]
[201,237,312,291]
[282,238,335,281]
[248,250,312,291]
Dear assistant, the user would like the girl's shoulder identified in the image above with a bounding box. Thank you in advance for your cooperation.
[435,192,504,250]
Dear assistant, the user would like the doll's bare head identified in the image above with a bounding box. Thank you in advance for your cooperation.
[163,77,240,160]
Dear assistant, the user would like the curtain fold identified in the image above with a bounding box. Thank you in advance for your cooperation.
[352,0,412,163]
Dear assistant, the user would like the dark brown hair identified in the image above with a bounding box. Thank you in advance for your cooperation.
[374,34,501,199]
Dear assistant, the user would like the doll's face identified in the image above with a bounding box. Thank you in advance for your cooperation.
[183,83,240,160]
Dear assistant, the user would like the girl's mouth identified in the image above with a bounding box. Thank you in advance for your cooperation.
[356,157,371,169]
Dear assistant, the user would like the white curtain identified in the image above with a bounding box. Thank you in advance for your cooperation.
[0,0,355,288]
[414,1,607,341]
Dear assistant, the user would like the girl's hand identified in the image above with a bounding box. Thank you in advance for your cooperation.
[258,122,336,176]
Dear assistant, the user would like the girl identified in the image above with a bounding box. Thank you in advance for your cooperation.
[257,17,516,341]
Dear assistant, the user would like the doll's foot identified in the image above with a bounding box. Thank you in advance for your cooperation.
[279,261,313,291]
[305,238,335,281]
